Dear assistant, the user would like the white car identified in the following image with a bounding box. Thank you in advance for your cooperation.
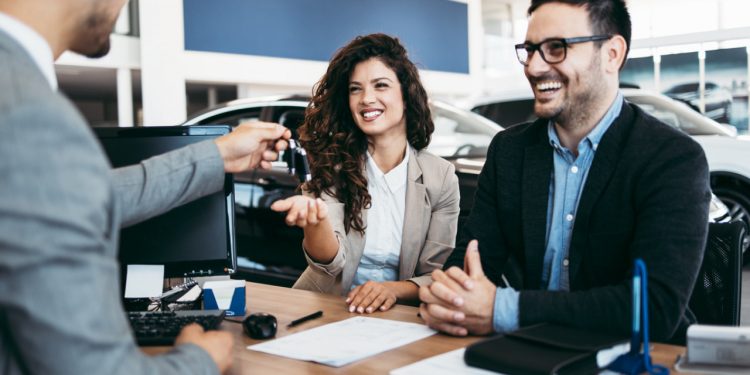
[471,88,750,254]
[183,96,501,285]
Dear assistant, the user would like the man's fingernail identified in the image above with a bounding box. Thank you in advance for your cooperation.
[345,298,351,303]
[464,280,474,289]
[454,297,464,306]
[357,306,364,313]
[349,305,355,313]
[454,312,465,321]
[366,307,373,313]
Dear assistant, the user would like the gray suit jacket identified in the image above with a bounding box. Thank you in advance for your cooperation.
[0,30,224,374]
[293,147,460,296]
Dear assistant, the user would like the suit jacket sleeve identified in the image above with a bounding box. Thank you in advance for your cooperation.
[409,162,460,287]
[443,135,512,286]
[519,134,710,341]
[112,140,226,228]
[0,100,220,374]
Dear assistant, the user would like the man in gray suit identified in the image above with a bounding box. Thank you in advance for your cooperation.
[0,0,291,374]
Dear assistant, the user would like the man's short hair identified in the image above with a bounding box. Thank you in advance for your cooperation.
[528,0,632,68]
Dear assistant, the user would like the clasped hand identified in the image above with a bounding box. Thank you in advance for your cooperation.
[419,240,497,336]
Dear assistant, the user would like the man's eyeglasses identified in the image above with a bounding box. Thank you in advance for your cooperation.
[515,35,612,66]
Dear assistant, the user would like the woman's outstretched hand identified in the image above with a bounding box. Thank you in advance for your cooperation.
[270,195,329,228]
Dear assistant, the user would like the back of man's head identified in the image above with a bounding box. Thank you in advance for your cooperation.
[528,0,631,69]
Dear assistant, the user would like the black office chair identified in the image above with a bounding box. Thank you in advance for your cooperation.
[688,221,745,326]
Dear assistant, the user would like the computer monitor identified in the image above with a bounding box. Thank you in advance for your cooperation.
[94,126,236,278]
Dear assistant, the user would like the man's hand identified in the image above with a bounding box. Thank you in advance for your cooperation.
[214,122,291,172]
[419,240,496,336]
[175,324,234,373]
[270,196,328,228]
[346,281,398,313]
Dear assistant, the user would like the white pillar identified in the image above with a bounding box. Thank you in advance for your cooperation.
[114,1,130,35]
[653,53,661,92]
[467,0,484,96]
[698,48,706,114]
[207,86,218,108]
[117,68,134,127]
[139,0,187,125]
[237,83,253,99]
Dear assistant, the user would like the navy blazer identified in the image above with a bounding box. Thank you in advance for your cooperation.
[444,101,711,344]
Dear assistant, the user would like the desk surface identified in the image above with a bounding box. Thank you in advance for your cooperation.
[144,282,686,374]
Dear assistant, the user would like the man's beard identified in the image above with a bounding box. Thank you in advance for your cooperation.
[85,38,111,58]
[534,54,604,129]
[71,9,116,58]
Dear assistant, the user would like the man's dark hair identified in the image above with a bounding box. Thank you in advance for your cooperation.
[528,0,631,68]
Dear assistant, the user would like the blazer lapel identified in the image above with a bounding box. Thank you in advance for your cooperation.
[521,121,553,289]
[568,101,634,281]
[399,148,429,281]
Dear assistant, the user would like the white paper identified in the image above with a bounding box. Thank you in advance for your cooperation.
[391,348,502,375]
[248,317,436,367]
[177,285,202,302]
[675,354,750,374]
[596,342,631,367]
[124,265,164,298]
[203,280,244,309]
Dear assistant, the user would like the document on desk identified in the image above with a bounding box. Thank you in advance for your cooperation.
[248,317,436,367]
[391,348,503,375]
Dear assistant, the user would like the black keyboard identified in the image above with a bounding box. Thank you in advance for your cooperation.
[128,310,225,346]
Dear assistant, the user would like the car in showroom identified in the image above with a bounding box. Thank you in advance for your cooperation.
[183,96,500,285]
[183,93,738,286]
[471,87,750,257]
[663,82,733,124]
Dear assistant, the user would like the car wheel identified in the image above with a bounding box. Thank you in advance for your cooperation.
[712,185,750,264]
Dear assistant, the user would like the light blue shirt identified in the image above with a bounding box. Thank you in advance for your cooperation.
[492,92,624,333]
[351,146,410,289]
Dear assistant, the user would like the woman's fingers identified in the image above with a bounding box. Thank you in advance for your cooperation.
[316,198,328,220]
[349,282,375,313]
[307,199,319,225]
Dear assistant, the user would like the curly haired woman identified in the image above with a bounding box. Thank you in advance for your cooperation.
[271,33,459,314]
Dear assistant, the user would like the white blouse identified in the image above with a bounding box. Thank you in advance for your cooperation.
[351,145,410,289]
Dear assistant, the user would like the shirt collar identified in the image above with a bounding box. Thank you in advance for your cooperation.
[547,91,624,153]
[366,143,410,193]
[0,12,57,90]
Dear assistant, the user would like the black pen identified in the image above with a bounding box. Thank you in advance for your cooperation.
[287,310,323,327]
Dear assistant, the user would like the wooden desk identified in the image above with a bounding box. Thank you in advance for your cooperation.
[144,282,686,374]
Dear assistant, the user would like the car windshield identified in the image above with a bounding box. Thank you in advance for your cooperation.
[471,92,730,138]
[625,95,729,136]
[428,101,501,159]
[665,83,700,93]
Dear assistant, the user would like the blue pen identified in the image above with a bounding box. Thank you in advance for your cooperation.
[631,272,641,354]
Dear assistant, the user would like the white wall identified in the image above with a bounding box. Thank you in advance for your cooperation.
[56,0,481,125]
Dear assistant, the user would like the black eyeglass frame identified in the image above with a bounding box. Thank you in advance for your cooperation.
[515,35,613,66]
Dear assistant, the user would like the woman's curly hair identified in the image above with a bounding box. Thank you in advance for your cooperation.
[299,33,433,234]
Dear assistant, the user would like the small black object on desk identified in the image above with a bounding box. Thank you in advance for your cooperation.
[288,310,323,328]
[243,313,278,339]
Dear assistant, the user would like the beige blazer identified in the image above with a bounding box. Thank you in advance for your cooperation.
[293,147,460,296]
